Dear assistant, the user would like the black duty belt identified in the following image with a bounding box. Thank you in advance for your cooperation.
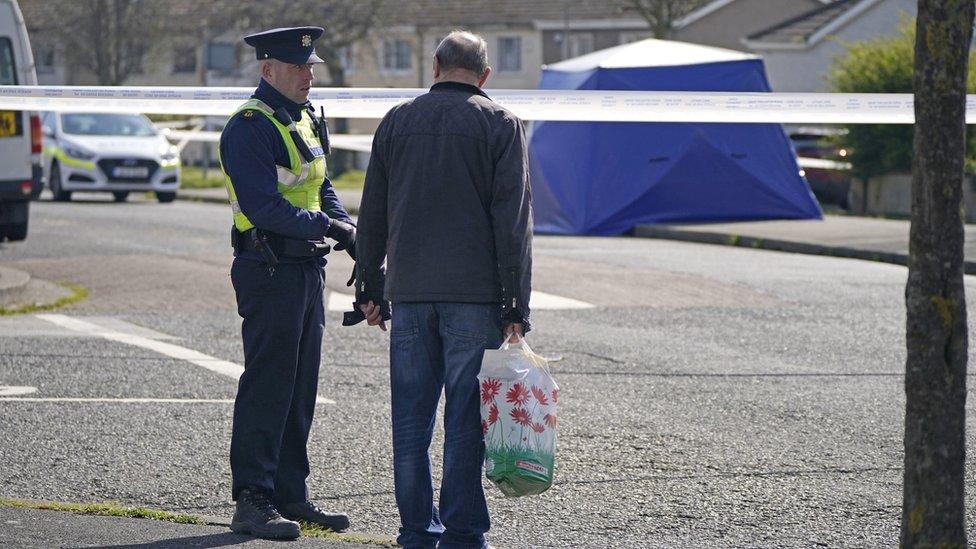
[231,228,330,260]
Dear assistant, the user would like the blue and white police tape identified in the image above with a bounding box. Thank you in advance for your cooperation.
[1,85,975,124]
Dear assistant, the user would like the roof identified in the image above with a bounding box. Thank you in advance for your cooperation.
[20,0,644,33]
[546,38,757,71]
[674,0,833,29]
[390,0,640,28]
[744,0,880,49]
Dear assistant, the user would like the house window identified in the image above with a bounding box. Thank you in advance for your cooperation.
[172,46,197,74]
[566,33,594,58]
[206,42,237,72]
[34,45,55,74]
[497,37,522,72]
[381,39,412,72]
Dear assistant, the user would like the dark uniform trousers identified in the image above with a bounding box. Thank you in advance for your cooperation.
[229,256,325,504]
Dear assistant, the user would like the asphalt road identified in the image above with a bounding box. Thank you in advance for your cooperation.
[1,193,975,548]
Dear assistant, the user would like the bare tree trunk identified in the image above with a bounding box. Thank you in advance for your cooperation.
[901,0,973,547]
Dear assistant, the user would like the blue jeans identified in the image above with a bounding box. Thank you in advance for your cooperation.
[390,302,503,549]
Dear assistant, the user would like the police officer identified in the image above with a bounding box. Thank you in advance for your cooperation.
[219,26,355,541]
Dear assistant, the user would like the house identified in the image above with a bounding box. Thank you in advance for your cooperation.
[671,0,831,52]
[336,1,650,91]
[742,0,917,92]
[20,0,651,163]
[22,1,650,91]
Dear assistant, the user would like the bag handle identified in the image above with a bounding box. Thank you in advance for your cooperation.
[501,330,528,349]
[499,332,540,359]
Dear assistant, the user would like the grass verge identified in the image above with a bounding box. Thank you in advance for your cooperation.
[331,169,365,190]
[179,166,365,191]
[299,522,398,546]
[180,166,225,189]
[0,497,398,546]
[0,497,202,524]
[0,282,88,316]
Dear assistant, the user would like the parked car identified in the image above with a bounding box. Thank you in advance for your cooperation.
[790,127,852,209]
[41,112,181,202]
[0,0,42,241]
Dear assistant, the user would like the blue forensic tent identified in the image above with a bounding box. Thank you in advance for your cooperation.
[529,39,822,235]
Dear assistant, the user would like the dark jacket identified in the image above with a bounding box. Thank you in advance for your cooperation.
[219,79,352,261]
[357,81,533,326]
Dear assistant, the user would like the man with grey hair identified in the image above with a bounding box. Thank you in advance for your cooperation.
[352,30,533,549]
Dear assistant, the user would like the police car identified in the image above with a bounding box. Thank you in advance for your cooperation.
[41,111,180,202]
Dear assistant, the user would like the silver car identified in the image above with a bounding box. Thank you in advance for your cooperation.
[42,111,180,202]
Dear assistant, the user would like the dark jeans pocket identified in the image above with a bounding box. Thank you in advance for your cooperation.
[444,324,487,349]
[390,326,419,353]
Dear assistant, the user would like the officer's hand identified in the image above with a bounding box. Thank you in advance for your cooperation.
[359,300,387,331]
[503,323,524,341]
[326,219,356,260]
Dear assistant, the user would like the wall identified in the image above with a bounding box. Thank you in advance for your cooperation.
[672,0,821,51]
[758,0,917,92]
[849,172,976,224]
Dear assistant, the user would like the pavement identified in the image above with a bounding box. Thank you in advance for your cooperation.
[4,190,972,314]
[635,216,976,274]
[3,192,976,546]
[177,185,976,273]
[177,187,362,215]
[0,505,379,548]
[177,187,976,273]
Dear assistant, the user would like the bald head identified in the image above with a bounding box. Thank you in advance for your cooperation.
[434,31,489,81]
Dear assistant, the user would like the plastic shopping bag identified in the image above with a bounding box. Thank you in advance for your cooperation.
[478,336,558,497]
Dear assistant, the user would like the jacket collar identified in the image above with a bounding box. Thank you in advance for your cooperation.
[430,80,490,99]
[253,78,307,121]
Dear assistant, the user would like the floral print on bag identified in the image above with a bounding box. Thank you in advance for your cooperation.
[478,339,558,497]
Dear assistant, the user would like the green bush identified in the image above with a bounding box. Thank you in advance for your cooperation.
[330,169,365,190]
[180,166,225,189]
[828,20,976,180]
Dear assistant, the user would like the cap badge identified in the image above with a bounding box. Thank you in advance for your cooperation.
[301,34,311,47]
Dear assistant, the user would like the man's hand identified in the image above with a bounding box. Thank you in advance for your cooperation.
[326,219,356,260]
[359,300,387,331]
[503,322,523,342]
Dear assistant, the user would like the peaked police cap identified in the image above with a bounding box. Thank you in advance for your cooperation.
[244,26,325,64]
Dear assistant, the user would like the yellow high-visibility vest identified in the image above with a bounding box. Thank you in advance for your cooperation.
[221,99,326,232]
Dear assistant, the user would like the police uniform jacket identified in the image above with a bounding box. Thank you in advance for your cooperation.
[220,78,352,263]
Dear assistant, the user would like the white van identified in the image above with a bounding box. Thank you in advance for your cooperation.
[0,0,40,241]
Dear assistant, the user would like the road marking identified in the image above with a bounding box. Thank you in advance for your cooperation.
[0,397,235,403]
[326,290,594,312]
[531,290,595,310]
[34,314,335,405]
[0,386,37,396]
[327,290,352,312]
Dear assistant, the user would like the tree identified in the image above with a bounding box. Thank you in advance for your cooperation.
[616,0,709,38]
[829,22,976,182]
[901,0,974,547]
[223,0,385,174]
[21,0,171,85]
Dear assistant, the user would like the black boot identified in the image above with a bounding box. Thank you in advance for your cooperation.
[230,489,301,540]
[278,500,350,532]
